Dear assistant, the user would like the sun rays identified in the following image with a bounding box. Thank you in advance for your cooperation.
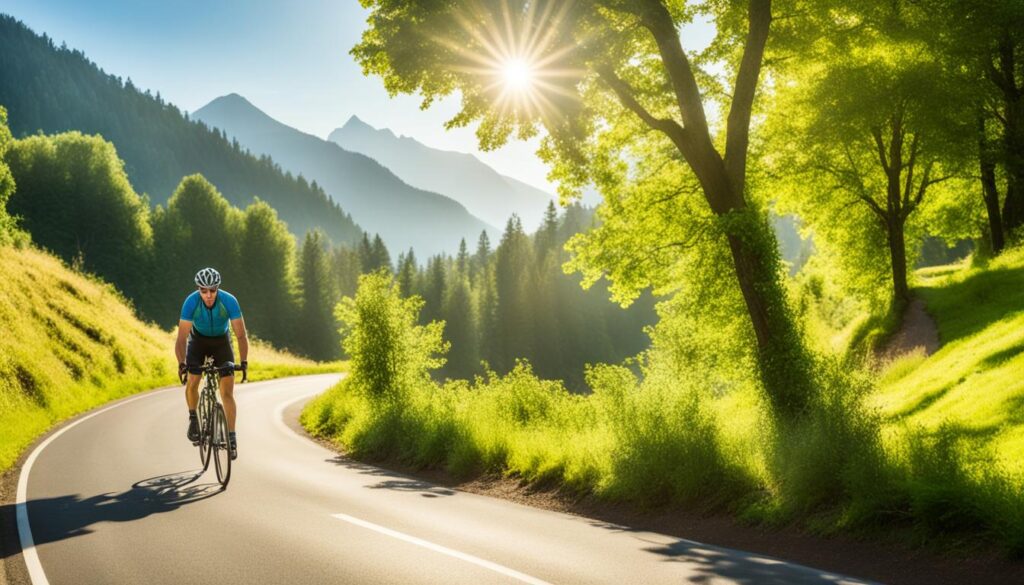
[436,0,584,119]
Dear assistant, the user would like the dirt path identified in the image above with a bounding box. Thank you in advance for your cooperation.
[878,296,940,361]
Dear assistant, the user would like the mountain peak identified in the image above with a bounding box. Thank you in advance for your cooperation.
[334,115,395,140]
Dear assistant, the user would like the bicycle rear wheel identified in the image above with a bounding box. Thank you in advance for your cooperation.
[212,403,231,487]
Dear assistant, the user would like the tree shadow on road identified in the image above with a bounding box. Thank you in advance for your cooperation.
[3,469,222,556]
[324,455,456,498]
[638,536,870,584]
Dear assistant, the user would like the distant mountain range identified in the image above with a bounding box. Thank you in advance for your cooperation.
[0,15,363,246]
[194,94,497,257]
[329,116,554,231]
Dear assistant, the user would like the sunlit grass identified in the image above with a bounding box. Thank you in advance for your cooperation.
[304,246,1024,554]
[874,247,1024,476]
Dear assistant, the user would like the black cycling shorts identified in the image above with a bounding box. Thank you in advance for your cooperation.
[185,332,235,378]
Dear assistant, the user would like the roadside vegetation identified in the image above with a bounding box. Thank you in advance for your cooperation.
[304,260,1024,555]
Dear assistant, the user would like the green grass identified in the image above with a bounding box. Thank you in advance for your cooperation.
[875,247,1024,477]
[304,248,1024,555]
[0,245,342,473]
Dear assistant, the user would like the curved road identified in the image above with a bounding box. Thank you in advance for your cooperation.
[16,374,873,584]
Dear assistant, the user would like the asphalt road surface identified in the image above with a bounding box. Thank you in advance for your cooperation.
[16,374,875,584]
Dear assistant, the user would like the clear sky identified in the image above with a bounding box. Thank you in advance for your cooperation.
[3,0,715,194]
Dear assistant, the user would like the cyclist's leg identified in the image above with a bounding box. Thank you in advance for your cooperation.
[218,373,236,431]
[184,333,204,409]
[213,333,237,432]
[185,373,201,408]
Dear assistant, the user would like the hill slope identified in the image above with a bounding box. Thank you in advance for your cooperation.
[0,245,173,471]
[0,15,362,245]
[874,248,1024,475]
[329,116,553,231]
[194,94,498,257]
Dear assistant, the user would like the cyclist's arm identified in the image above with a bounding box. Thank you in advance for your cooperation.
[175,319,192,365]
[231,317,249,363]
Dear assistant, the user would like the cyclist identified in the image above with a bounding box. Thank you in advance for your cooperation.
[175,267,248,460]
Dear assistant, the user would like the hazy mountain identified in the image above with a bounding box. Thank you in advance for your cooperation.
[329,116,555,231]
[0,15,363,246]
[194,94,497,257]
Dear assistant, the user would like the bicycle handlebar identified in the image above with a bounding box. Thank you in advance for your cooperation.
[179,362,248,384]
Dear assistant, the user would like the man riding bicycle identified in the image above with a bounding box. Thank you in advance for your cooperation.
[175,267,249,460]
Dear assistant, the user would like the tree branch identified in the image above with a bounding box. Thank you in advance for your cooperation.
[871,127,890,175]
[634,0,712,138]
[902,132,920,208]
[596,65,681,137]
[724,0,772,196]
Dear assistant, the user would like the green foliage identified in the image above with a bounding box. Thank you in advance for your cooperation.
[767,26,976,306]
[237,199,300,348]
[335,271,447,402]
[0,106,22,246]
[299,230,341,361]
[5,131,153,298]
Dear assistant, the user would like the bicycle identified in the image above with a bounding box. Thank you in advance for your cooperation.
[181,357,246,488]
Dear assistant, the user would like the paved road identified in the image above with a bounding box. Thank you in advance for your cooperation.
[17,374,874,584]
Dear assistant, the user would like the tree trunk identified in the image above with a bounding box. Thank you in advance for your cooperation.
[887,215,911,307]
[997,36,1024,236]
[979,116,1005,254]
[723,219,813,419]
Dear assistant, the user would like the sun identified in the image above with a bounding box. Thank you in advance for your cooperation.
[502,58,535,92]
[436,0,582,118]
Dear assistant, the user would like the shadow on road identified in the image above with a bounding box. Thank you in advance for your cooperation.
[3,469,222,556]
[324,456,456,498]
[583,517,867,584]
[641,538,863,584]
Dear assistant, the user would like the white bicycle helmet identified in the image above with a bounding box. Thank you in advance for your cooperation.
[194,267,222,288]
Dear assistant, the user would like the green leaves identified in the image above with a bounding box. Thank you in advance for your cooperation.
[336,271,448,402]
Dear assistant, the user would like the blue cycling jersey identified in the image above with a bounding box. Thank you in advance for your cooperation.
[180,290,242,336]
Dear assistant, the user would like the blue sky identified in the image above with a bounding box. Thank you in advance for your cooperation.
[3,0,715,194]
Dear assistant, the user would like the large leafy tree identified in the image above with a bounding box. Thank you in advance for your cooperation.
[769,40,973,306]
[354,0,814,416]
[0,107,18,245]
[901,0,1024,252]
[237,199,300,348]
[5,131,153,298]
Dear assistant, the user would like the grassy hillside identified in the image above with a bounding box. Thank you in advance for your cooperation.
[874,248,1024,477]
[0,244,340,472]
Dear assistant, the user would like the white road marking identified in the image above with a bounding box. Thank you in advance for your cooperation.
[331,512,553,585]
[16,387,179,585]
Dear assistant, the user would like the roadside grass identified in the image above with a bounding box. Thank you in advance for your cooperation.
[306,254,1024,556]
[874,245,1024,482]
[0,245,341,473]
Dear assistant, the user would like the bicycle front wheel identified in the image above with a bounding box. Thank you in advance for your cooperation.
[198,392,212,471]
[212,403,231,487]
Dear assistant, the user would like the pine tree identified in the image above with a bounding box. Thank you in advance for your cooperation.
[370,234,393,273]
[493,215,535,372]
[397,248,417,297]
[298,229,340,360]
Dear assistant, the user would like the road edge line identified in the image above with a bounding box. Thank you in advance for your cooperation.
[15,387,177,585]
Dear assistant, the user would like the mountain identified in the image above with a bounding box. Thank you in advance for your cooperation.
[329,116,555,231]
[193,95,497,257]
[0,15,363,246]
